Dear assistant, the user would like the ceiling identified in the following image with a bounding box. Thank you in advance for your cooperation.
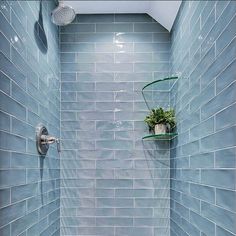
[61,1,182,31]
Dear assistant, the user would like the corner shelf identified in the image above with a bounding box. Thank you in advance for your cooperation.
[142,76,178,141]
[142,133,178,141]
[142,76,178,111]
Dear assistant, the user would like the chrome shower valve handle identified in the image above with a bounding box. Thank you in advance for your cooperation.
[41,135,57,144]
[36,124,60,155]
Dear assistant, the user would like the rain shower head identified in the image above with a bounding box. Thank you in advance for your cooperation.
[51,3,76,26]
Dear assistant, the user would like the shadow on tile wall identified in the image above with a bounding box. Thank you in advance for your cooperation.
[34,0,48,54]
[0,1,60,235]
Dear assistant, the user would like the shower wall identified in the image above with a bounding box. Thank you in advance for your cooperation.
[60,14,171,236]
[0,1,60,235]
[170,1,236,236]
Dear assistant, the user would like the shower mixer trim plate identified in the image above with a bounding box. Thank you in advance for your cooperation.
[36,124,60,155]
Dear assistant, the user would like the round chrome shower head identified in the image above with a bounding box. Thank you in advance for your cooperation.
[51,4,76,26]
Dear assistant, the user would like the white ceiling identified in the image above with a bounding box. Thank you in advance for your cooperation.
[61,1,182,31]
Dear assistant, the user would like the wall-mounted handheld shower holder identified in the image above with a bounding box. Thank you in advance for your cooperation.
[36,124,60,155]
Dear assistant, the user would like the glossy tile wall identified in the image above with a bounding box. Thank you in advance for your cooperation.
[0,1,60,235]
[60,14,171,236]
[170,1,236,236]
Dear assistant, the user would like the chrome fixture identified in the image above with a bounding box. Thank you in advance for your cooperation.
[36,124,60,155]
[51,2,76,26]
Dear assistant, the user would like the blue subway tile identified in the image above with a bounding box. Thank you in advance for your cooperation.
[201,202,236,234]
[61,43,95,52]
[115,14,153,22]
[216,15,236,55]
[96,198,133,208]
[0,131,26,153]
[215,103,236,131]
[215,147,236,168]
[201,169,236,190]
[190,183,215,204]
[97,217,133,226]
[61,24,95,33]
[11,183,38,203]
[190,152,214,168]
[115,32,152,43]
[216,226,235,236]
[96,23,133,32]
[190,211,215,235]
[0,52,26,90]
[11,210,38,236]
[77,14,114,23]
[77,52,114,63]
[201,126,236,152]
[61,33,114,43]
[0,32,10,58]
[96,63,133,72]
[201,37,236,89]
[216,188,236,212]
[61,62,95,72]
[134,23,168,32]
[61,53,76,62]
[216,59,236,94]
[0,201,26,227]
[134,42,170,52]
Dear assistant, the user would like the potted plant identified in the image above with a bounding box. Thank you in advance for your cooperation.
[144,108,176,134]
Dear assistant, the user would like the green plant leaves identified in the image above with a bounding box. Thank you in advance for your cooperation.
[144,108,176,132]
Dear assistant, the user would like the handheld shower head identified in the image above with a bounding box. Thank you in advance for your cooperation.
[51,3,76,26]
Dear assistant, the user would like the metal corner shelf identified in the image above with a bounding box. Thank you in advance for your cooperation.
[142,133,178,141]
[142,76,178,141]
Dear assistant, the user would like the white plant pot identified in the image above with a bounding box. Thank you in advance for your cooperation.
[154,124,167,135]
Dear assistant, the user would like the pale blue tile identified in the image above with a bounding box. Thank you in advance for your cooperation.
[216,226,235,236]
[0,32,10,58]
[96,140,133,150]
[201,202,236,234]
[216,103,236,131]
[61,43,95,52]
[216,59,236,94]
[0,201,26,227]
[77,53,114,63]
[201,169,236,190]
[11,210,38,236]
[77,14,114,23]
[115,32,152,43]
[216,188,236,212]
[0,52,26,90]
[115,14,153,22]
[215,147,236,168]
[190,183,215,204]
[61,62,95,72]
[61,33,114,43]
[96,63,133,72]
[96,23,133,32]
[61,53,76,62]
[134,43,170,52]
[190,211,215,235]
[216,15,236,55]
[61,24,95,33]
[134,23,168,32]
